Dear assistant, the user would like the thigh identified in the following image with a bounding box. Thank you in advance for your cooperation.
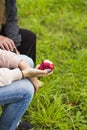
[18,29,36,54]
[17,28,36,63]
[0,79,34,106]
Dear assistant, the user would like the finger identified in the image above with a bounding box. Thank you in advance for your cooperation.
[34,69,48,76]
[46,69,52,73]
[6,41,14,51]
[37,69,53,77]
[3,42,11,51]
[0,43,6,50]
[9,39,16,48]
[47,71,53,75]
[3,38,15,51]
[34,70,48,77]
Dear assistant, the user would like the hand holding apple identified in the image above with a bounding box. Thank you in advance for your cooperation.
[38,60,54,72]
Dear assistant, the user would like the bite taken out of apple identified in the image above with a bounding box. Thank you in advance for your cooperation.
[38,60,54,72]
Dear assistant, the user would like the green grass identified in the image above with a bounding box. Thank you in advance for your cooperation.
[17,0,87,129]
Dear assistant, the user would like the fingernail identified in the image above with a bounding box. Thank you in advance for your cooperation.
[47,69,52,73]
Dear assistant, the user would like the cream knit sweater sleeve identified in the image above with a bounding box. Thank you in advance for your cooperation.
[0,49,23,86]
[0,68,22,86]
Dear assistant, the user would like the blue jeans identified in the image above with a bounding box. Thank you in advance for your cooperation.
[0,55,34,130]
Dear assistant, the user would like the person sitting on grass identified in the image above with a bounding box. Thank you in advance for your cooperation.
[0,0,38,129]
[0,49,53,130]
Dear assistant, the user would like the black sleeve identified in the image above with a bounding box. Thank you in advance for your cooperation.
[2,0,21,47]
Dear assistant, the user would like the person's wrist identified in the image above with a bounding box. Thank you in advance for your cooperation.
[22,68,31,78]
[18,68,24,79]
[21,70,24,78]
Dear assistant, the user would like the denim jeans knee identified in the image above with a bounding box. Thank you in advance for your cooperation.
[18,55,34,68]
[16,79,34,101]
[0,79,34,130]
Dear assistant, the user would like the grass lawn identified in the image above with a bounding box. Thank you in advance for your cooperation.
[17,0,87,129]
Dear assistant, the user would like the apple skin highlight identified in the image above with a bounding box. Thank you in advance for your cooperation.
[38,60,54,71]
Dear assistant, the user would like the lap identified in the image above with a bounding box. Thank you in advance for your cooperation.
[0,79,34,105]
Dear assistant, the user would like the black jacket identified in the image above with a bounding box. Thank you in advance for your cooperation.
[2,0,21,47]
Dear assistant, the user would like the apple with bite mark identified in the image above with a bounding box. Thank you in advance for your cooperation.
[38,60,54,71]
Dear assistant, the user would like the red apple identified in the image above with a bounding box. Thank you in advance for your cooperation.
[38,60,54,70]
